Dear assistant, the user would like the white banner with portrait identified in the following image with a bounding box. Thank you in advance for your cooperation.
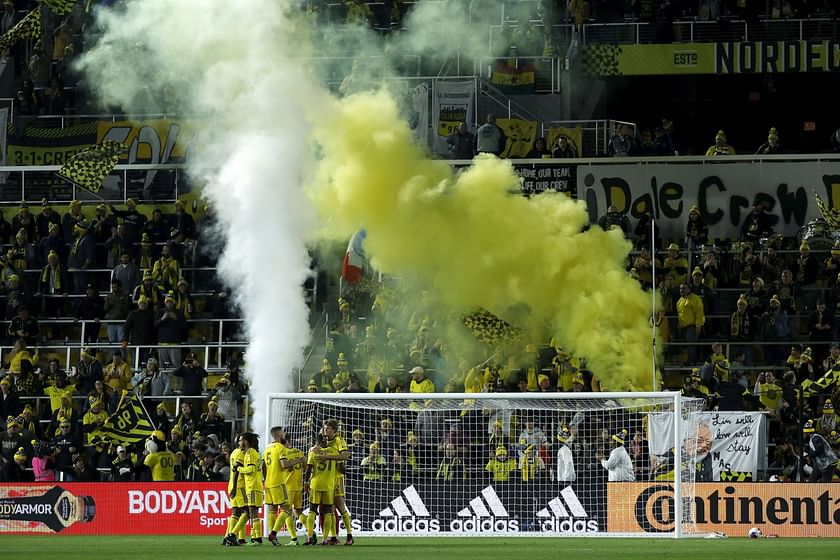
[648,411,766,481]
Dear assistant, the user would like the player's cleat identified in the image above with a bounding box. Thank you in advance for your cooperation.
[344,535,354,546]
[303,536,318,546]
[246,538,263,546]
[285,539,299,546]
[224,534,240,546]
[221,537,228,546]
[329,537,340,545]
[267,532,279,546]
[238,539,247,545]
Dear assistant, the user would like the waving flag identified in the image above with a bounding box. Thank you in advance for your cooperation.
[100,393,154,444]
[341,229,367,285]
[57,140,127,194]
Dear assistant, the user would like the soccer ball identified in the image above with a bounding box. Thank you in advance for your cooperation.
[748,527,762,539]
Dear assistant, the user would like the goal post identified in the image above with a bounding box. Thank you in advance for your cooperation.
[265,391,705,537]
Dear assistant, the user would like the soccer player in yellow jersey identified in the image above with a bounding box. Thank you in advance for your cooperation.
[223,436,247,547]
[263,426,287,544]
[224,433,264,546]
[303,433,338,545]
[143,431,177,482]
[266,426,306,546]
[324,419,354,545]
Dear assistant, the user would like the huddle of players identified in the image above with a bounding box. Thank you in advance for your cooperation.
[222,419,354,547]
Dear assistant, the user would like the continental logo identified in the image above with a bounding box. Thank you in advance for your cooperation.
[609,483,840,537]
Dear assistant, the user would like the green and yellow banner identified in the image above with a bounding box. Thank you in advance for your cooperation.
[583,40,840,76]
[491,61,536,94]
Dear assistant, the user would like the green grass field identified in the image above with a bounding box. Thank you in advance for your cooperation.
[3,536,839,560]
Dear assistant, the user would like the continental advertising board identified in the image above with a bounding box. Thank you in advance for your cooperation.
[582,40,840,75]
[609,483,840,537]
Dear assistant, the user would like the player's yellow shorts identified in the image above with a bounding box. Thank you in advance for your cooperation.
[265,486,289,506]
[229,488,245,508]
[309,490,334,506]
[287,490,303,510]
[245,490,264,508]
[334,476,345,497]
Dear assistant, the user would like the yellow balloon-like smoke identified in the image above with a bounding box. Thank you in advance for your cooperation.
[310,90,656,391]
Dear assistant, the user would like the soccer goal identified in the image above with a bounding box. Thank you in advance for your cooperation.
[265,391,705,537]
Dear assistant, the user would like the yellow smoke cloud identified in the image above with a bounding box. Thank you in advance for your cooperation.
[310,90,656,390]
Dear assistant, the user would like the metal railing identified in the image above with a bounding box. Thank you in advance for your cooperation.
[488,17,839,47]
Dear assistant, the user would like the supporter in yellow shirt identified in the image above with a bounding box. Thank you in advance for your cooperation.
[485,446,517,482]
[143,431,177,481]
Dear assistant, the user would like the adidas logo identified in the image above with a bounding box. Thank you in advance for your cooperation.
[536,486,599,533]
[457,486,508,518]
[451,486,519,533]
[373,486,440,533]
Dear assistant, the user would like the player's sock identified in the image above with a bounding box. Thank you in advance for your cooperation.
[273,511,289,533]
[341,511,353,536]
[267,509,276,533]
[226,514,238,536]
[305,511,316,537]
[323,514,335,540]
[251,519,262,540]
[233,513,249,536]
[286,514,298,539]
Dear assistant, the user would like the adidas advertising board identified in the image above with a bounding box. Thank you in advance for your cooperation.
[451,486,518,533]
[373,485,440,533]
[343,480,607,535]
[536,486,599,533]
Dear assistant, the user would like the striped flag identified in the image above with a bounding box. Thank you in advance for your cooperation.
[40,0,79,15]
[462,308,523,348]
[814,191,840,231]
[57,140,127,194]
[100,393,154,444]
[0,8,42,55]
[341,229,366,285]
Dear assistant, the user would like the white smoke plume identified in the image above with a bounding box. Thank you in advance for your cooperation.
[77,0,322,434]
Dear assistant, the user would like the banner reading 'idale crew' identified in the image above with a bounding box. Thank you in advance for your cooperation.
[609,483,840,537]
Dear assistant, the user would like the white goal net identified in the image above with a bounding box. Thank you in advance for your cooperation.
[265,392,705,537]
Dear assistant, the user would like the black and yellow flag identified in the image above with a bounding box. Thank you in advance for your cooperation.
[40,0,79,15]
[100,393,155,444]
[814,191,840,231]
[462,308,523,347]
[57,140,127,193]
[0,8,42,55]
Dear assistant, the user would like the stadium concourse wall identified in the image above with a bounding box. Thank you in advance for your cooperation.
[2,482,839,537]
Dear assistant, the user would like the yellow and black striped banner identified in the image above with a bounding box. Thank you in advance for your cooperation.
[57,140,127,193]
[0,8,41,55]
[814,191,840,231]
[462,308,523,347]
[101,394,155,444]
[40,0,78,15]
[720,470,753,482]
